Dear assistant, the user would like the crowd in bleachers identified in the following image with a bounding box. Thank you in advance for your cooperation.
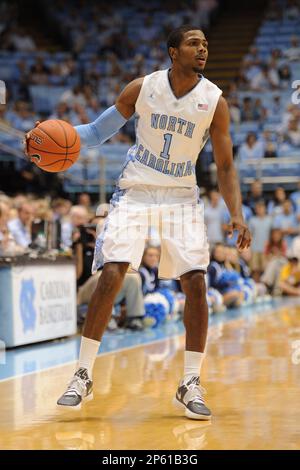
[0,0,219,194]
[227,0,300,167]
[1,184,300,333]
[0,0,299,189]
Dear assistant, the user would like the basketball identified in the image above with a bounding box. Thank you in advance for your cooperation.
[27,120,80,172]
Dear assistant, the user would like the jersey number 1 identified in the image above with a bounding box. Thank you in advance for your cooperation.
[160,133,172,160]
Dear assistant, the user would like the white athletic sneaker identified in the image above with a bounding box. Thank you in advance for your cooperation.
[173,376,212,420]
[57,367,93,410]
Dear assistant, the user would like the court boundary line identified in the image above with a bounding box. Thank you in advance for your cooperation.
[0,332,185,383]
[1,297,299,384]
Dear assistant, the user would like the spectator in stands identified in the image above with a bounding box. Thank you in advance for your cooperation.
[283,119,300,147]
[280,104,300,133]
[245,179,264,211]
[265,228,288,259]
[227,96,241,125]
[8,201,34,248]
[250,64,280,91]
[0,105,10,127]
[261,228,288,294]
[265,0,282,21]
[270,95,282,115]
[8,101,37,132]
[290,234,300,260]
[239,133,264,161]
[249,200,273,278]
[16,60,31,101]
[69,104,91,126]
[191,0,219,30]
[70,103,90,125]
[253,98,267,122]
[139,246,160,295]
[30,199,55,250]
[49,102,71,122]
[240,96,266,123]
[204,189,225,244]
[8,26,37,52]
[225,245,250,279]
[278,64,292,89]
[285,0,300,19]
[284,36,300,62]
[267,186,287,216]
[85,98,103,122]
[59,57,77,80]
[234,69,250,90]
[32,198,52,221]
[268,49,283,68]
[78,268,145,331]
[278,256,300,296]
[60,204,89,249]
[227,81,239,99]
[272,199,299,248]
[77,193,93,213]
[48,64,67,86]
[60,85,87,108]
[83,56,102,90]
[290,181,300,215]
[51,198,72,222]
[30,57,50,85]
[243,59,260,84]
[261,130,278,158]
[244,46,262,67]
[207,244,244,308]
[240,97,257,122]
[0,201,24,255]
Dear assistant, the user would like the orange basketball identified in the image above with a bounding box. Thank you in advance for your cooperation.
[28,120,80,172]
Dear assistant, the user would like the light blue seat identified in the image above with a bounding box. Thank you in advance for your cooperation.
[29,85,68,113]
[238,122,260,133]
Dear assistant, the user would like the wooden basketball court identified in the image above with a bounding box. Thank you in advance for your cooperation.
[0,302,299,450]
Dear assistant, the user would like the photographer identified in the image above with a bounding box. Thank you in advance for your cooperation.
[73,222,96,288]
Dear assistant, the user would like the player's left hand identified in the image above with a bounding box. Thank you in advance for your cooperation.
[227,217,252,252]
[23,120,40,157]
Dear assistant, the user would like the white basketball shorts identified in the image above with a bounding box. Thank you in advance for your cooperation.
[92,184,210,279]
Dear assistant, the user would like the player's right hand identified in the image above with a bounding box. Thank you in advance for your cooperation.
[23,120,40,157]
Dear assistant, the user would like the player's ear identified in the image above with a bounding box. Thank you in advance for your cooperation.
[169,47,177,62]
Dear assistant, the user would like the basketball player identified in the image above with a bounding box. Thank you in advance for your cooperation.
[26,26,251,420]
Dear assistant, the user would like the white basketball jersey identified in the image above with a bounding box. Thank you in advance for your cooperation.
[118,69,222,189]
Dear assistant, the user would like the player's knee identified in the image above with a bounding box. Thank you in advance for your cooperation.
[180,270,206,297]
[97,263,128,292]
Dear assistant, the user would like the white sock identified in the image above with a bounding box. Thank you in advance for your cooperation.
[183,350,205,382]
[78,336,100,378]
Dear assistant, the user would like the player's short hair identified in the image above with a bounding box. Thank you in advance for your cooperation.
[167,25,203,61]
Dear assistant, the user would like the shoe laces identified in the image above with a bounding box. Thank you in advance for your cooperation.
[64,375,87,397]
[185,377,206,404]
